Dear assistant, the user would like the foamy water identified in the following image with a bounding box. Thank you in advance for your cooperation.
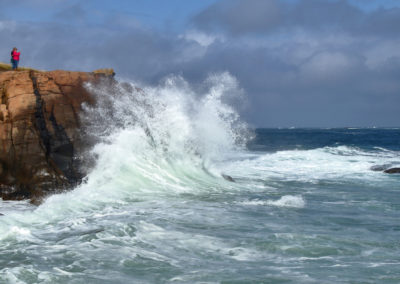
[0,74,399,283]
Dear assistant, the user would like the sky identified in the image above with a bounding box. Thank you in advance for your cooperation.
[0,0,399,127]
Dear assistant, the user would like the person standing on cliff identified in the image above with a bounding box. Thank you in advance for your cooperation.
[11,47,20,70]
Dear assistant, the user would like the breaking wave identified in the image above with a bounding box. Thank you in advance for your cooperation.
[1,73,399,283]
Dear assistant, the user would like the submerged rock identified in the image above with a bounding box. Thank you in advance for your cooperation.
[370,164,392,172]
[222,174,235,182]
[0,69,114,201]
[384,168,400,174]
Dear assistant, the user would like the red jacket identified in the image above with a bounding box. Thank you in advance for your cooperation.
[12,51,20,61]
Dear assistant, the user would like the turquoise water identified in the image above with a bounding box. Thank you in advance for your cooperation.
[0,75,399,283]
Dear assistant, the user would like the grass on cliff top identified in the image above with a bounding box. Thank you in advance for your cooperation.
[0,62,39,72]
[0,62,114,75]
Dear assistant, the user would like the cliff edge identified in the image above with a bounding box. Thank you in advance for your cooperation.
[0,69,114,201]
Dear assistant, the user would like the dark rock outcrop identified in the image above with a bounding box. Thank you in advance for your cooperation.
[370,164,391,172]
[0,69,114,201]
[222,174,235,182]
[384,168,400,174]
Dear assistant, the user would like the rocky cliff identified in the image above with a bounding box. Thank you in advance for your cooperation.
[0,69,114,202]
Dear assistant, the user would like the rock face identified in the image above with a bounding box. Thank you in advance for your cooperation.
[384,168,400,174]
[0,70,113,201]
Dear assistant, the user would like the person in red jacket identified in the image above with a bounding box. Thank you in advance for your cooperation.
[11,47,21,70]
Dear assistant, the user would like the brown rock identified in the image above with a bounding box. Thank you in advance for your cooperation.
[93,68,115,77]
[0,69,114,201]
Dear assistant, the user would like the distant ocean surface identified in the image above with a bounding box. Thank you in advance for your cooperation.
[0,74,399,283]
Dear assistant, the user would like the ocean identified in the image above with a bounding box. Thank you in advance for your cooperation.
[0,74,399,283]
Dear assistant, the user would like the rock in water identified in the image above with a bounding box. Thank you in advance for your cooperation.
[370,164,391,171]
[384,168,400,174]
[0,69,114,201]
[222,174,235,182]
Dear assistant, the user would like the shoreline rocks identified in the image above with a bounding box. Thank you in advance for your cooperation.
[384,168,400,174]
[370,164,400,174]
[0,69,114,201]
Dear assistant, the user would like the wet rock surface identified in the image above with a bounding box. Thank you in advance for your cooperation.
[370,164,392,171]
[0,69,114,201]
[384,168,400,174]
[222,174,235,182]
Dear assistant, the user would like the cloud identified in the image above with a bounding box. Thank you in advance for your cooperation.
[192,0,400,38]
[181,30,219,47]
[299,51,363,82]
[188,0,400,126]
[0,0,399,127]
[53,3,87,24]
[192,0,284,35]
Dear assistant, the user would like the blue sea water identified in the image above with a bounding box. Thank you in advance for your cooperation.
[0,75,399,283]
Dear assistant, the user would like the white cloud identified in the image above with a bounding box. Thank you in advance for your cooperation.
[364,40,400,69]
[0,20,16,32]
[181,30,219,47]
[300,51,359,80]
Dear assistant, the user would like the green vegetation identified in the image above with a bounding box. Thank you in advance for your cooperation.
[0,62,40,72]
[0,63,114,75]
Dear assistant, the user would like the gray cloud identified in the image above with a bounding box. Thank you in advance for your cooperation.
[53,3,87,24]
[189,0,400,127]
[178,38,400,127]
[193,0,400,37]
[0,0,399,127]
[192,0,283,35]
